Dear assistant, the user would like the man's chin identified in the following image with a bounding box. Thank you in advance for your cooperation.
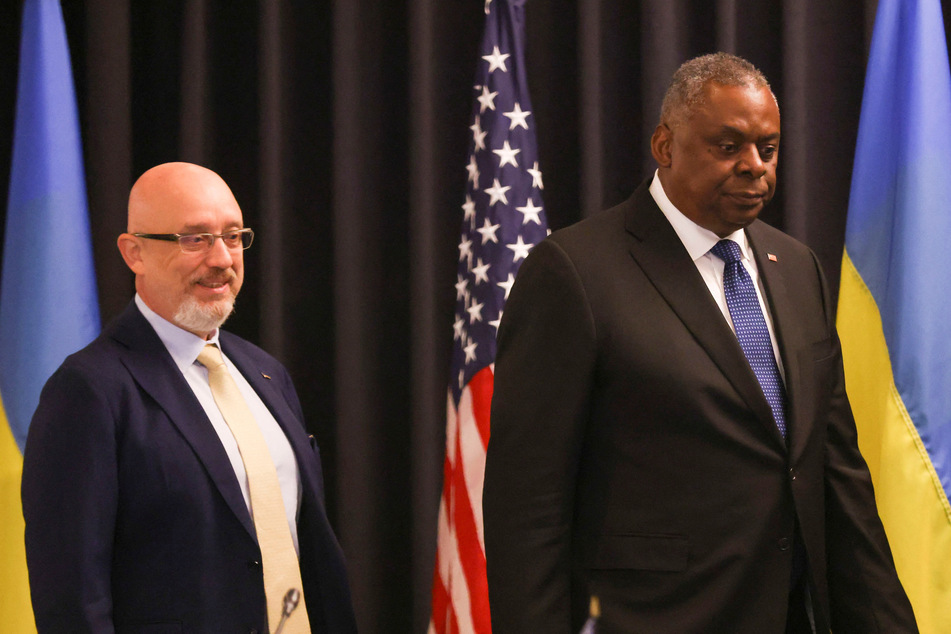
[173,296,235,336]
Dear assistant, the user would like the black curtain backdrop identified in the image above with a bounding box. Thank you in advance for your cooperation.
[3,1,951,632]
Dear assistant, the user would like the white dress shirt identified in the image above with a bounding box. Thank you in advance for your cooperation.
[649,171,786,382]
[135,294,303,553]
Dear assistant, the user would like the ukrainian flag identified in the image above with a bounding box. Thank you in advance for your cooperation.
[1,1,100,629]
[837,0,951,631]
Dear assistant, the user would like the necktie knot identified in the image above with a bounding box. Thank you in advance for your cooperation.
[197,344,225,371]
[711,239,743,264]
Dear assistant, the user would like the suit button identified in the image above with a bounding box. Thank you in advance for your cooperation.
[248,629,259,634]
[778,537,790,551]
[248,560,261,569]
[789,468,797,480]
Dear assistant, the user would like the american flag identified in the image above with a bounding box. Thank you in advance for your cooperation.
[430,1,548,632]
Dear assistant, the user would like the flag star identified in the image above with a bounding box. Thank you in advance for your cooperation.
[482,46,510,73]
[462,195,477,229]
[489,312,502,331]
[484,0,492,15]
[466,155,480,188]
[485,178,511,206]
[493,140,520,168]
[453,317,466,341]
[458,237,473,262]
[516,198,544,225]
[467,300,484,323]
[472,258,491,284]
[503,102,531,130]
[477,217,500,244]
[497,273,515,300]
[506,235,533,261]
[528,161,544,189]
[464,337,478,363]
[469,116,487,151]
[455,274,469,301]
[477,85,498,113]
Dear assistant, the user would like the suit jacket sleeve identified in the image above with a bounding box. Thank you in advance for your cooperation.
[483,238,596,633]
[22,360,119,633]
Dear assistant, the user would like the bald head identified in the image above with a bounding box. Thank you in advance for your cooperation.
[127,162,240,233]
[118,162,246,338]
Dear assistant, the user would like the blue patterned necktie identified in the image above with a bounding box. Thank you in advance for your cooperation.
[710,239,787,438]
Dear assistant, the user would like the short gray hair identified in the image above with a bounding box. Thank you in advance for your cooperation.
[660,52,775,127]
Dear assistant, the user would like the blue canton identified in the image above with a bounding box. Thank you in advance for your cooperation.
[450,0,549,406]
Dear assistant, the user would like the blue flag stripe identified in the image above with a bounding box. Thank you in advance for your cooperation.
[844,0,951,501]
[0,0,100,450]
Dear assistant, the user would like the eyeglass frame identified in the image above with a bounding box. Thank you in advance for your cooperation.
[131,228,255,253]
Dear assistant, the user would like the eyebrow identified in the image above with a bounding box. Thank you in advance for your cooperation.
[717,125,780,142]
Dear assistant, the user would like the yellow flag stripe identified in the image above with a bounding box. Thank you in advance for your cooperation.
[837,251,951,634]
[0,396,36,632]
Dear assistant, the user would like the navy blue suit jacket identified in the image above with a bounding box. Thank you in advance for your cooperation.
[22,301,357,633]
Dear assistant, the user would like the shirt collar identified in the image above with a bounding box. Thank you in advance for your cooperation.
[648,170,750,262]
[135,294,221,371]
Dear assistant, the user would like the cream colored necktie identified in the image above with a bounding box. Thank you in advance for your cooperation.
[197,345,310,634]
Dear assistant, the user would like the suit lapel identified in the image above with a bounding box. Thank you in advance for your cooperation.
[108,303,256,541]
[623,187,784,448]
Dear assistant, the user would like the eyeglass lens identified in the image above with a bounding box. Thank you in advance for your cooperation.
[179,230,252,251]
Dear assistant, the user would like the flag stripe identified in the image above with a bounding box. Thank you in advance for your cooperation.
[0,401,31,632]
[1,2,101,630]
[451,405,492,631]
[838,253,951,633]
[458,370,492,550]
[842,0,951,501]
[430,544,454,634]
[838,0,951,631]
[467,366,494,451]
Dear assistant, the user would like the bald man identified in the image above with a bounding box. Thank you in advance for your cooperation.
[22,163,357,633]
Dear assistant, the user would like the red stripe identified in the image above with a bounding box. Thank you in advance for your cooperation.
[431,406,465,634]
[467,367,494,451]
[452,425,492,632]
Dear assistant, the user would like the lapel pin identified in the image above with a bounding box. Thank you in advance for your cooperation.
[767,253,778,262]
[261,372,272,380]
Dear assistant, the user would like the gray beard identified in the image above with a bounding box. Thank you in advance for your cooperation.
[173,294,235,335]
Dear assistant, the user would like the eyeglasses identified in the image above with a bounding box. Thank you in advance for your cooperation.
[132,228,254,253]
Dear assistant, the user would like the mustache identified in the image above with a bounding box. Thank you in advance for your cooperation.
[191,268,237,286]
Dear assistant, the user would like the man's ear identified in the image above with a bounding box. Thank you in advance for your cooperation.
[117,234,145,274]
[650,124,673,167]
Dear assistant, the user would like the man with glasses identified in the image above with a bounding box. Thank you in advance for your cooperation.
[22,162,357,633]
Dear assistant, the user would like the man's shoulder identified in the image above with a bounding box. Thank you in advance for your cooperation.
[50,305,156,383]
[548,193,638,253]
[217,329,290,377]
[218,329,272,359]
[746,218,818,263]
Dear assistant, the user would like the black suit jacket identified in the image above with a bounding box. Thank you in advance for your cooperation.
[22,301,357,633]
[483,181,917,633]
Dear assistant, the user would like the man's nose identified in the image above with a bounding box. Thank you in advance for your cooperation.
[737,145,767,177]
[203,236,235,267]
